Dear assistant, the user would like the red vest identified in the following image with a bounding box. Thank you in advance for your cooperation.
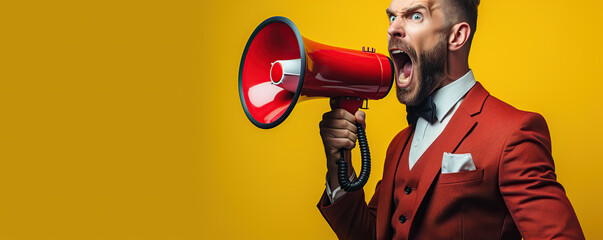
[392,130,431,239]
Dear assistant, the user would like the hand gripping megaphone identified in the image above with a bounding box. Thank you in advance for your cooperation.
[238,16,394,191]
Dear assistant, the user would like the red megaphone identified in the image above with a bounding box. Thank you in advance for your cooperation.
[238,16,394,192]
[239,16,394,129]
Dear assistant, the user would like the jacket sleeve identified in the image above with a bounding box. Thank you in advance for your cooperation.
[316,129,407,240]
[498,112,584,239]
[317,180,381,240]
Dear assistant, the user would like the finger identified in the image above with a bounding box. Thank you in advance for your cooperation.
[355,110,366,129]
[320,128,358,143]
[325,137,356,151]
[320,118,357,133]
[322,109,357,124]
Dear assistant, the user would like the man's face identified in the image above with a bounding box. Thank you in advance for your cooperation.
[387,0,448,106]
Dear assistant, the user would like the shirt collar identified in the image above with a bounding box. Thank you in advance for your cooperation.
[432,69,477,122]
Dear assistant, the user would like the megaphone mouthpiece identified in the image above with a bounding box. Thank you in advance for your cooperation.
[270,59,301,92]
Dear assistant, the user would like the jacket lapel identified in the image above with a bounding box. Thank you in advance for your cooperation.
[411,109,477,214]
[408,82,490,231]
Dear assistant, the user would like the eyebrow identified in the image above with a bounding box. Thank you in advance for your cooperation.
[386,5,428,16]
[386,8,395,16]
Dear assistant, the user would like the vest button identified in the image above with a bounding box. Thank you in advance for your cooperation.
[399,215,407,223]
[404,186,412,195]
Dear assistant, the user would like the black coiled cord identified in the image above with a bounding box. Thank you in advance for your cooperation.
[336,123,370,192]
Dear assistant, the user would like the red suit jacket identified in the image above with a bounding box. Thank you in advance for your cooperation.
[317,82,584,239]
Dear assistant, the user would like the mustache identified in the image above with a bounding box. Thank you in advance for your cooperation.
[388,38,417,60]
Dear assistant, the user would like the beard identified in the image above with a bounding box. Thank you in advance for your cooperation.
[391,33,448,106]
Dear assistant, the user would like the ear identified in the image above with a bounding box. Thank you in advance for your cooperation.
[448,22,471,51]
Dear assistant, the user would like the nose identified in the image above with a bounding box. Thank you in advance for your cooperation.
[387,18,406,39]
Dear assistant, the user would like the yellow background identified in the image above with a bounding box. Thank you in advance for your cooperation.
[0,0,601,239]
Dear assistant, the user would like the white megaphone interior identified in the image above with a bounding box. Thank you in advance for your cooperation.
[270,59,301,92]
[247,59,302,110]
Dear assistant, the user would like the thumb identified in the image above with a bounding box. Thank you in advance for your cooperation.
[355,110,366,130]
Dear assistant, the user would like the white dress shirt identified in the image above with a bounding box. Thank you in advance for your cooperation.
[325,70,477,203]
[408,70,476,169]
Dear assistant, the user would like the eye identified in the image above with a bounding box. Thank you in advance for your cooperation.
[389,15,396,23]
[410,12,423,21]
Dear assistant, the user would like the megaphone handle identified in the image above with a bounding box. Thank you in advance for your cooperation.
[330,96,363,114]
[330,97,371,192]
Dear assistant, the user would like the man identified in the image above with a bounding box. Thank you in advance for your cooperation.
[317,0,584,239]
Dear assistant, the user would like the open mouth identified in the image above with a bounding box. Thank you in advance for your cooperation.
[389,49,413,88]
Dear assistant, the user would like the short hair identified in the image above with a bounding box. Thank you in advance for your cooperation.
[444,0,480,42]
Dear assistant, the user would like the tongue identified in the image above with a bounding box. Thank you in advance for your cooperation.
[403,61,412,78]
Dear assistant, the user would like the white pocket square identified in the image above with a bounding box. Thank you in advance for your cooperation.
[441,152,476,174]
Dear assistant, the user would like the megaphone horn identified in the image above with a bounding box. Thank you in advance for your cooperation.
[239,16,395,191]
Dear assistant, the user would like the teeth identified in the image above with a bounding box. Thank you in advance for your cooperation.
[391,50,404,54]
